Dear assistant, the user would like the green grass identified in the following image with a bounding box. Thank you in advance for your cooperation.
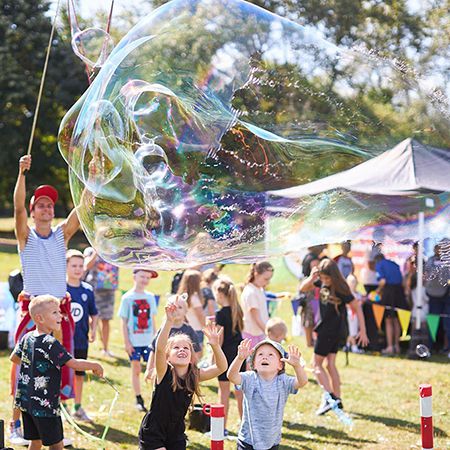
[0,251,449,449]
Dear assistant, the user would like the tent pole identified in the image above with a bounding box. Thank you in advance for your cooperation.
[416,211,425,330]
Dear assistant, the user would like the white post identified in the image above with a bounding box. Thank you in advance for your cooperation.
[416,211,425,330]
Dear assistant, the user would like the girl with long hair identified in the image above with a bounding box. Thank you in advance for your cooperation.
[241,261,274,348]
[300,258,368,415]
[177,269,206,356]
[213,276,245,435]
[138,297,227,450]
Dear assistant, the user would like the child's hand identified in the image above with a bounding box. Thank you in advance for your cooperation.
[144,367,155,383]
[310,267,320,280]
[281,345,303,368]
[125,341,134,356]
[89,331,96,343]
[92,363,104,377]
[203,322,222,346]
[237,338,252,360]
[356,330,369,347]
[165,298,178,323]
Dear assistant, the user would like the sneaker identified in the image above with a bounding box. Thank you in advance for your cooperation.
[9,427,30,446]
[101,349,115,358]
[316,396,332,416]
[72,406,93,423]
[336,398,344,410]
[63,437,73,447]
[136,399,148,413]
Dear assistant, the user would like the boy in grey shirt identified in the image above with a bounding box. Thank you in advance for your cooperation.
[228,339,308,449]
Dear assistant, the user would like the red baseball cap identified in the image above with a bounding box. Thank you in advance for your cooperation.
[29,185,58,211]
[133,268,159,278]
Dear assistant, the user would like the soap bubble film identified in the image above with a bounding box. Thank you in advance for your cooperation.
[59,0,450,269]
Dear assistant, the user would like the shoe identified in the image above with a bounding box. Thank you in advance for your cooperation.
[101,349,115,358]
[136,399,148,412]
[72,406,93,423]
[316,396,332,416]
[9,427,30,446]
[351,345,364,354]
[336,398,344,409]
[63,437,73,447]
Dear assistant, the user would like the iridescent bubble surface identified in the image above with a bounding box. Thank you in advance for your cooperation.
[59,0,450,269]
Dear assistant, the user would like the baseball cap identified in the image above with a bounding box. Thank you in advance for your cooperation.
[133,268,159,278]
[29,185,58,211]
[250,339,286,372]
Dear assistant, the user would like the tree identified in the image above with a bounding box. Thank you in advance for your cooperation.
[0,0,87,214]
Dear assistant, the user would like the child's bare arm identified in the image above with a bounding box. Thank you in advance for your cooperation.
[281,345,308,389]
[66,359,104,377]
[199,323,227,381]
[10,353,21,365]
[227,338,252,385]
[299,267,320,292]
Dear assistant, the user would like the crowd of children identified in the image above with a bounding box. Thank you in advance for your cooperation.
[9,237,449,449]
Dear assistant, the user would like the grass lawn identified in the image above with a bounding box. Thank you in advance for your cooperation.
[0,251,449,449]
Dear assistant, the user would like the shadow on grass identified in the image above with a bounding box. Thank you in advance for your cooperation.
[352,412,448,437]
[73,422,139,446]
[283,421,377,447]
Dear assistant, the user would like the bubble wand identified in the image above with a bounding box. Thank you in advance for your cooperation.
[60,376,119,448]
[26,0,62,157]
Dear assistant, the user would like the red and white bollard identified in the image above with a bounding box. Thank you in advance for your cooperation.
[203,404,224,450]
[419,384,433,450]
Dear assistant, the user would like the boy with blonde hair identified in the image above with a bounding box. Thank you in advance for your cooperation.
[265,317,288,344]
[10,295,103,450]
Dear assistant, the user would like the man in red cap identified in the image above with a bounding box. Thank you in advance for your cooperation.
[10,154,80,446]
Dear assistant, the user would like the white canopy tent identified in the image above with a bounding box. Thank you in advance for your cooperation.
[269,138,450,329]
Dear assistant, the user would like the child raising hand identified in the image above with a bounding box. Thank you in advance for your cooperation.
[228,338,308,449]
[138,296,227,450]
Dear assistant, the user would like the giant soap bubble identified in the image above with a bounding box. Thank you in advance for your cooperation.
[59,0,450,269]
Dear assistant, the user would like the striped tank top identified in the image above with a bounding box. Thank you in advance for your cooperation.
[19,226,67,298]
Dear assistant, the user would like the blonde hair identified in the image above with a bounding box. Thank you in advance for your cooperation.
[265,317,288,339]
[213,276,244,335]
[66,249,84,262]
[201,268,218,288]
[166,334,201,398]
[177,270,204,308]
[246,261,274,284]
[29,295,60,321]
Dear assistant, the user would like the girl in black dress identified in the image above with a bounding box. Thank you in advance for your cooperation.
[300,259,369,415]
[138,297,227,450]
[213,276,245,436]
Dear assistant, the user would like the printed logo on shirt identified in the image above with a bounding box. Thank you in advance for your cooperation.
[71,303,84,323]
[81,293,88,302]
[319,287,341,306]
[132,299,151,333]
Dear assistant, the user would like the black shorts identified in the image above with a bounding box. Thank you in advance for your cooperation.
[381,284,409,318]
[314,332,340,357]
[238,440,279,450]
[74,348,88,375]
[218,348,245,382]
[22,410,63,446]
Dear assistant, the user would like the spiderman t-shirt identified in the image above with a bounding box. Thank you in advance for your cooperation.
[118,290,157,347]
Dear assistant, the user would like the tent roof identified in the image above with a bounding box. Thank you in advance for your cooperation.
[269,138,450,198]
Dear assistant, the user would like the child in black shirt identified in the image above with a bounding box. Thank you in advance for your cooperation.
[10,295,103,449]
[138,296,227,450]
[300,259,368,415]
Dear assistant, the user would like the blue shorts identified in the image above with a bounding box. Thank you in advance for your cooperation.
[130,346,151,362]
